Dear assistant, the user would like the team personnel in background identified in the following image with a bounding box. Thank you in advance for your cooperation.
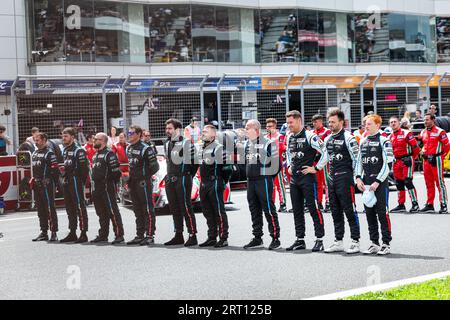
[107,126,119,147]
[265,118,288,213]
[285,111,328,252]
[355,114,394,255]
[26,127,40,144]
[417,113,450,214]
[143,130,157,154]
[184,117,201,144]
[323,109,361,254]
[60,127,90,243]
[164,118,199,247]
[243,119,281,250]
[0,125,12,156]
[353,120,366,144]
[83,133,96,166]
[126,125,160,245]
[198,125,233,248]
[389,116,420,213]
[311,114,331,212]
[112,132,129,175]
[30,133,60,242]
[90,133,125,244]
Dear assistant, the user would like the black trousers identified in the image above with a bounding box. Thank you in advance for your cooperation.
[328,175,360,241]
[364,181,392,245]
[247,177,280,239]
[200,178,229,239]
[165,175,197,234]
[34,180,58,232]
[290,174,324,239]
[64,176,88,232]
[92,181,124,238]
[129,179,155,238]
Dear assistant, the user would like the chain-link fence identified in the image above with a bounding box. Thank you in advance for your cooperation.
[373,73,433,125]
[217,74,292,131]
[122,75,208,141]
[11,75,110,150]
[300,74,368,129]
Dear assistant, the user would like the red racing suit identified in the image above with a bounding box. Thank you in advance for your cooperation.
[418,125,450,206]
[112,142,129,174]
[390,128,420,205]
[265,131,287,206]
[313,126,331,206]
[83,143,96,167]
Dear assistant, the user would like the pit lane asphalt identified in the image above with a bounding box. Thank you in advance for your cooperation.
[0,173,449,300]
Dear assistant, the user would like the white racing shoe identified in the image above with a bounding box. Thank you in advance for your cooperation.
[345,240,360,254]
[362,243,381,255]
[377,244,391,255]
[324,240,344,253]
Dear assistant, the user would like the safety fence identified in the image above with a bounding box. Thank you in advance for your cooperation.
[300,74,368,129]
[122,74,208,141]
[10,72,450,151]
[217,74,293,131]
[10,75,111,151]
[373,73,433,125]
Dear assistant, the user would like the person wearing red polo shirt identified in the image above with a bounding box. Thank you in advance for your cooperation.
[418,113,450,214]
[389,116,420,214]
[311,114,331,212]
[83,133,96,166]
[112,132,129,175]
[265,118,287,213]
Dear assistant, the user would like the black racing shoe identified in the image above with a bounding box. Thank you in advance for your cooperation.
[439,204,448,214]
[286,239,306,251]
[164,233,184,246]
[312,240,324,252]
[420,204,435,214]
[140,236,155,246]
[409,202,419,214]
[268,238,281,251]
[90,236,108,244]
[390,204,406,213]
[75,231,88,244]
[199,238,217,247]
[32,232,48,242]
[214,239,228,248]
[184,234,198,247]
[324,203,331,213]
[112,236,125,245]
[288,208,294,213]
[318,203,324,211]
[278,204,288,213]
[243,237,263,249]
[49,232,58,242]
[60,232,78,243]
[127,236,145,245]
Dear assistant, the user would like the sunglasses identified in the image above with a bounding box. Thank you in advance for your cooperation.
[127,131,137,136]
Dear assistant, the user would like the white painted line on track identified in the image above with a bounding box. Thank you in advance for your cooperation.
[305,270,450,300]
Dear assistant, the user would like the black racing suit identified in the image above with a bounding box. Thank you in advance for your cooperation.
[127,141,160,238]
[92,147,124,238]
[356,133,394,245]
[287,128,328,239]
[32,147,60,233]
[245,136,280,239]
[164,135,198,235]
[199,141,233,240]
[325,129,360,241]
[63,143,89,232]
